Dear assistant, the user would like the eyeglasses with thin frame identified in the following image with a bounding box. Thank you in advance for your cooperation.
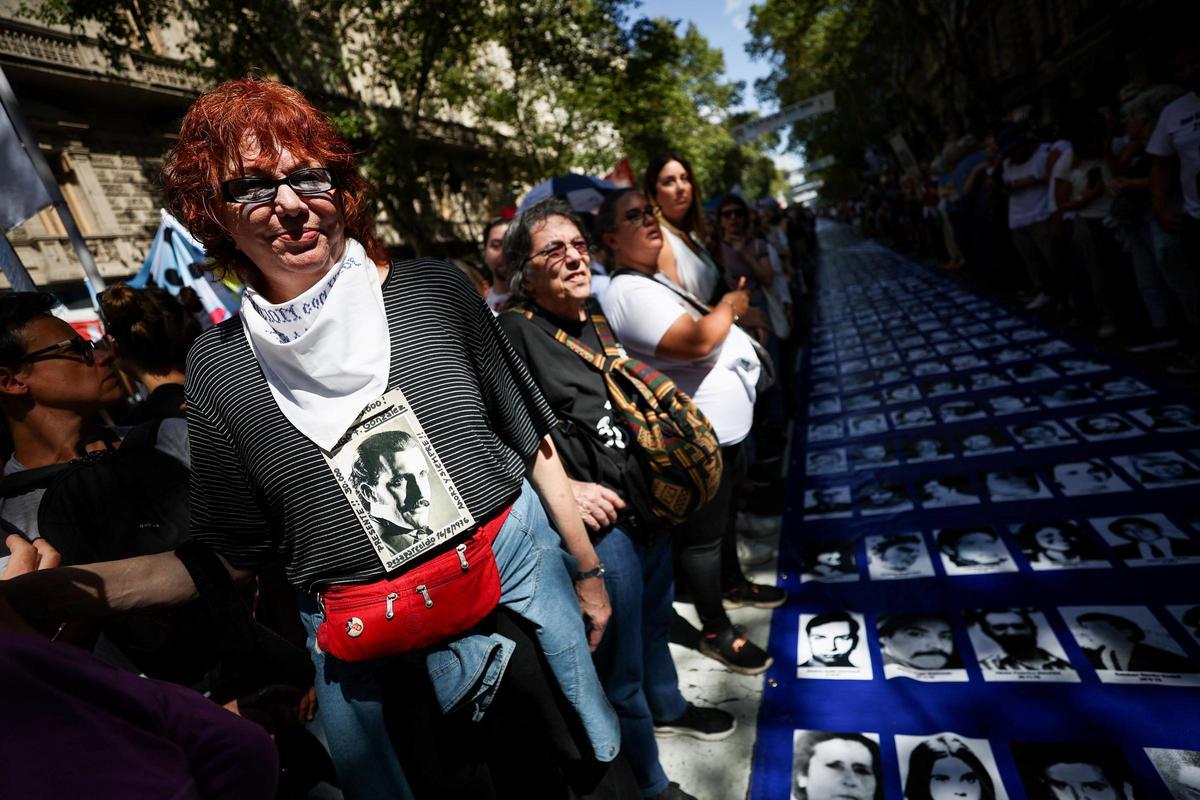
[621,204,660,225]
[20,336,108,367]
[221,167,337,204]
[522,237,590,270]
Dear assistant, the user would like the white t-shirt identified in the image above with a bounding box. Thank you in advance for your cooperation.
[1067,159,1113,219]
[1003,144,1051,229]
[485,288,510,314]
[1046,140,1074,217]
[1147,91,1200,220]
[662,226,720,303]
[600,272,756,445]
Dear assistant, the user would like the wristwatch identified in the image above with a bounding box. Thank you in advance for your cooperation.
[574,561,606,581]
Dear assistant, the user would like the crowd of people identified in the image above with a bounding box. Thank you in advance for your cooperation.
[0,76,817,800]
[839,43,1200,378]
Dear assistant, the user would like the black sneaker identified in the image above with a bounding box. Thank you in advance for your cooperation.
[698,625,773,674]
[654,703,737,741]
[650,782,698,800]
[722,580,787,609]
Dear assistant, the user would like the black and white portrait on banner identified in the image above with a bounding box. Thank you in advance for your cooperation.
[983,468,1053,502]
[807,448,849,475]
[845,391,883,411]
[849,443,900,470]
[808,420,845,443]
[912,360,949,376]
[1009,420,1076,449]
[918,475,979,508]
[959,430,1013,457]
[1051,459,1131,496]
[323,388,474,572]
[1129,404,1200,432]
[791,730,883,800]
[904,436,954,463]
[877,613,967,682]
[1010,742,1140,800]
[1056,357,1108,375]
[809,397,842,417]
[891,406,936,429]
[1113,452,1200,489]
[936,528,1018,575]
[1091,514,1200,567]
[1145,748,1200,800]
[950,354,988,371]
[938,400,987,423]
[987,394,1037,416]
[884,384,921,404]
[856,481,914,515]
[1008,362,1059,383]
[1040,384,1096,408]
[1032,339,1072,356]
[804,487,854,519]
[801,542,859,584]
[1065,413,1143,442]
[1090,376,1155,399]
[993,347,1030,364]
[847,413,889,437]
[895,733,1009,800]
[965,608,1079,682]
[1011,521,1109,571]
[1061,605,1200,686]
[1167,605,1200,646]
[796,611,873,680]
[968,371,1009,391]
[923,379,963,398]
[865,532,936,580]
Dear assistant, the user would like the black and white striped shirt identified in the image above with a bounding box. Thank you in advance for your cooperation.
[185,259,555,591]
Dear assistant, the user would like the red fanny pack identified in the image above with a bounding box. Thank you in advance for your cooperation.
[316,503,512,662]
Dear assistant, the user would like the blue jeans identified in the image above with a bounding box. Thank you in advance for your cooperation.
[593,529,688,797]
[298,481,621,799]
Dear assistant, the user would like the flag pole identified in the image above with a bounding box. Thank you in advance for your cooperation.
[0,233,37,292]
[0,63,106,310]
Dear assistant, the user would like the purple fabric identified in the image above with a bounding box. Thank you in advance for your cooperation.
[0,632,277,799]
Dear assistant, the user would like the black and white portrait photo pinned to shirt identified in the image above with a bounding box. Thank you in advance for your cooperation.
[983,468,1053,502]
[877,613,967,682]
[1091,514,1200,567]
[1065,413,1144,442]
[844,391,883,411]
[1090,375,1156,399]
[804,486,854,519]
[884,383,922,404]
[1113,452,1200,489]
[1167,605,1200,646]
[809,396,843,417]
[1008,362,1059,383]
[865,532,936,580]
[801,542,860,584]
[1051,459,1132,496]
[807,448,849,476]
[965,608,1079,681]
[958,430,1014,457]
[1011,521,1110,571]
[1009,420,1076,450]
[912,360,950,376]
[808,420,845,444]
[1144,749,1200,800]
[939,400,988,423]
[796,611,873,680]
[1011,742,1140,800]
[895,733,1010,800]
[1040,384,1096,408]
[924,378,964,398]
[791,730,883,800]
[987,393,1038,416]
[968,371,1010,391]
[891,406,937,430]
[918,475,980,508]
[847,413,889,438]
[850,443,900,470]
[324,388,475,572]
[1061,605,1200,686]
[856,481,914,516]
[1055,356,1109,376]
[936,528,1019,575]
[904,436,954,463]
[1129,404,1200,433]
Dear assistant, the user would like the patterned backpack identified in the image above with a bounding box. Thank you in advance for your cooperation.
[510,299,723,525]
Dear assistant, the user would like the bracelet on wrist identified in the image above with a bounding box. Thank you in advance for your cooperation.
[722,299,740,323]
[574,561,606,581]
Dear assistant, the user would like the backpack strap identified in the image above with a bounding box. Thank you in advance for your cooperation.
[504,304,608,371]
[583,297,624,359]
[0,462,73,499]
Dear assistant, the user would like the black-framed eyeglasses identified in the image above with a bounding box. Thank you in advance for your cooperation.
[522,237,590,269]
[220,167,337,204]
[621,204,660,225]
[20,336,108,367]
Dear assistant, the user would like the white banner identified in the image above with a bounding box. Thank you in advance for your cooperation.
[0,103,52,233]
[731,91,835,145]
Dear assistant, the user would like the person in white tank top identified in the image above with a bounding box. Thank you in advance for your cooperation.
[645,153,722,303]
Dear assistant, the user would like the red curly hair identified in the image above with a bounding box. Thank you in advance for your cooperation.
[163,77,385,281]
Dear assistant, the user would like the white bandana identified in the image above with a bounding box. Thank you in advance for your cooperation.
[240,238,390,451]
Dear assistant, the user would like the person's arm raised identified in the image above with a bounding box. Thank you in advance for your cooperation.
[654,278,750,362]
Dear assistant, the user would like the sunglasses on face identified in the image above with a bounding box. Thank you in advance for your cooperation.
[523,237,590,269]
[621,204,660,225]
[21,336,108,367]
[220,167,336,204]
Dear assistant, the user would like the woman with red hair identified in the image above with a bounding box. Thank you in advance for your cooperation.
[2,78,627,798]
